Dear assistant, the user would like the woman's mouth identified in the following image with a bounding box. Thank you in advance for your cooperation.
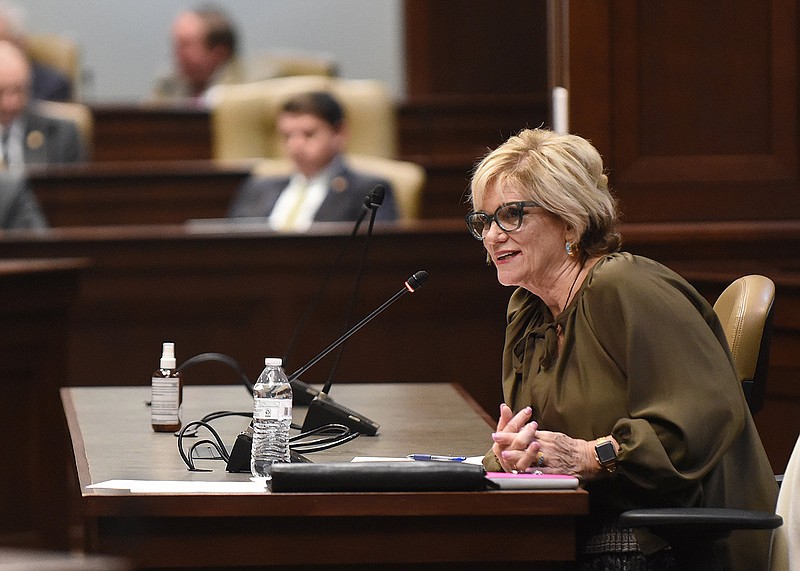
[496,251,520,262]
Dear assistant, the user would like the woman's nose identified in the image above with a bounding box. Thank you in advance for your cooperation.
[483,221,507,244]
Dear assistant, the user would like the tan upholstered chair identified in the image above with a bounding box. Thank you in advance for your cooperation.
[713,274,776,415]
[26,34,81,99]
[245,50,338,81]
[251,154,426,221]
[210,76,397,160]
[33,100,93,158]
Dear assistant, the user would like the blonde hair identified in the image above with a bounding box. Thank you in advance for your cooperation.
[469,128,621,259]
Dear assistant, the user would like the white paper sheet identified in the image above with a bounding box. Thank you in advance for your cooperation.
[88,479,267,493]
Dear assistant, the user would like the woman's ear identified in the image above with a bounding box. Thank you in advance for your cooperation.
[564,223,577,244]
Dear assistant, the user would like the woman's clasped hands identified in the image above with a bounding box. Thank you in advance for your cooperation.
[491,403,605,481]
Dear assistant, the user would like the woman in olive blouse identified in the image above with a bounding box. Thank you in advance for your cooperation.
[466,128,777,570]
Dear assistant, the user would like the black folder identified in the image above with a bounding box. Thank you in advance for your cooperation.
[270,461,488,492]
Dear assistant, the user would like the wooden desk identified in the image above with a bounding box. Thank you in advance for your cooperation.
[0,259,86,550]
[63,384,589,570]
[28,160,253,227]
[91,104,212,162]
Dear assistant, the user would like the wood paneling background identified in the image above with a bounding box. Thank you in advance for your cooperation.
[569,0,800,223]
[5,1,800,552]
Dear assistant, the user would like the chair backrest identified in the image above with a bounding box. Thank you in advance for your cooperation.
[210,76,397,161]
[33,100,94,159]
[713,274,775,415]
[26,34,81,98]
[250,154,426,221]
[245,50,338,82]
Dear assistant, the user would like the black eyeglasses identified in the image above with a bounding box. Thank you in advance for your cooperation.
[465,201,539,240]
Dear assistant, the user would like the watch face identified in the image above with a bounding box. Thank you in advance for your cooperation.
[596,441,616,463]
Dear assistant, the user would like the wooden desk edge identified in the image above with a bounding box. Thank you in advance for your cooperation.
[61,388,94,492]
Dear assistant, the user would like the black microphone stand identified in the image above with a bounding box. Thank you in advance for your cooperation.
[284,185,384,405]
[321,192,382,395]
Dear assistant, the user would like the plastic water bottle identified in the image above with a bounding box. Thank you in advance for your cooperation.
[250,357,293,481]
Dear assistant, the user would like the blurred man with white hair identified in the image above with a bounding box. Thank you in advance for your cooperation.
[0,40,84,168]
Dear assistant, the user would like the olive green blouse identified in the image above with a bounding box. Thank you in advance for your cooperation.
[484,252,777,569]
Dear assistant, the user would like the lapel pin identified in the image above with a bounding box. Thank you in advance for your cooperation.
[26,130,45,150]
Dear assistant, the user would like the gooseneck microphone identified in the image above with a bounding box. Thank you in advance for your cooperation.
[364,184,385,211]
[290,270,429,436]
[285,185,386,405]
[322,185,385,395]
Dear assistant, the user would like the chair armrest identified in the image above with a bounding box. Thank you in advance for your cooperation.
[619,507,782,531]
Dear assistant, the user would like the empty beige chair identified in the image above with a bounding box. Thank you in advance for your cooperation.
[210,76,397,161]
[245,50,338,81]
[250,154,426,221]
[26,33,81,99]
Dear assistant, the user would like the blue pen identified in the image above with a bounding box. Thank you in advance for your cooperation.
[407,454,467,462]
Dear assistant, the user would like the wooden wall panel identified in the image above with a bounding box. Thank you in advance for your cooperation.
[402,0,551,218]
[569,0,800,222]
[404,0,547,96]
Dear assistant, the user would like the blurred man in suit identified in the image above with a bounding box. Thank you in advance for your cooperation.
[0,171,46,229]
[0,1,72,102]
[0,40,85,168]
[228,91,398,230]
[152,4,244,106]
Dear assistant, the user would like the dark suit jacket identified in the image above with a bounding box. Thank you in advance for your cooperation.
[227,157,398,223]
[31,62,73,103]
[0,172,47,229]
[22,109,86,165]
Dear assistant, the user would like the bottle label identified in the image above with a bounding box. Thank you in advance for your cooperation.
[253,397,292,421]
[151,377,180,423]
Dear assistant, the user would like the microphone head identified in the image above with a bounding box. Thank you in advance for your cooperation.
[405,270,429,292]
[370,185,386,206]
[364,185,386,210]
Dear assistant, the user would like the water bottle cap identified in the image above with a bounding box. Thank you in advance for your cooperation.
[264,357,283,366]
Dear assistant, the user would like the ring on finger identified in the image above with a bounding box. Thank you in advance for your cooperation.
[536,451,545,467]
